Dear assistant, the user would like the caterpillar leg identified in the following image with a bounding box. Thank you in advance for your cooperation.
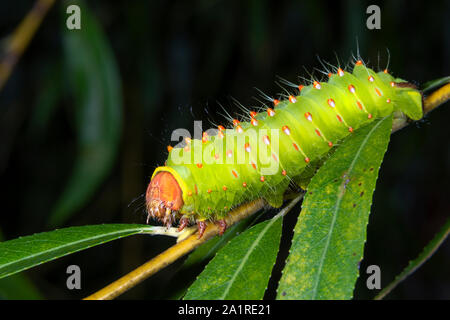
[217,219,227,236]
[197,220,207,239]
[177,216,190,232]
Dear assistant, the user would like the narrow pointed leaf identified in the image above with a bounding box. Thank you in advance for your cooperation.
[277,116,393,300]
[0,224,159,279]
[422,76,450,92]
[184,216,282,300]
[375,218,450,299]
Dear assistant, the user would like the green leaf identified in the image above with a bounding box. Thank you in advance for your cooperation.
[0,224,159,280]
[375,218,450,299]
[422,76,450,92]
[277,116,393,300]
[184,216,283,300]
[167,214,260,300]
[49,1,122,226]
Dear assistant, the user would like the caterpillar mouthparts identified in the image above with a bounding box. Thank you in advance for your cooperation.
[145,171,183,227]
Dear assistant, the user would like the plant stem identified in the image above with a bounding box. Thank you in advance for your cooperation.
[84,199,266,300]
[0,0,55,90]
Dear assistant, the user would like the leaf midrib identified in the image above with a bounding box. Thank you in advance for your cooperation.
[0,226,153,278]
[309,117,386,299]
[219,217,279,299]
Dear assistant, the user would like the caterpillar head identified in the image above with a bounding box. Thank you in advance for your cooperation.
[145,171,184,227]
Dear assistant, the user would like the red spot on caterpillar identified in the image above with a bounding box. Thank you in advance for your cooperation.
[146,171,184,226]
[263,135,270,145]
[298,84,304,91]
[260,176,265,182]
[218,125,225,131]
[226,150,233,157]
[232,170,238,178]
[251,118,259,126]
[245,143,251,152]
[384,69,389,74]
[348,127,354,132]
[251,161,257,169]
[357,101,363,110]
[313,81,321,89]
[348,84,356,93]
[328,73,332,78]
[196,163,203,168]
[304,112,312,121]
[386,99,391,103]
[236,125,243,133]
[185,137,191,144]
[368,75,374,82]
[282,170,287,176]
[390,81,395,87]
[282,125,291,135]
[355,60,363,66]
[337,68,345,76]
[327,98,335,107]
[207,189,212,193]
[328,141,333,147]
[375,88,382,96]
[368,114,373,119]
[202,132,208,143]
[218,130,225,139]
[273,99,280,106]
[222,186,227,191]
[293,143,299,151]
[242,182,247,187]
[315,129,321,137]
[250,111,257,118]
[272,153,278,162]
[336,114,343,122]
[289,95,297,103]
[232,119,240,126]
[305,157,310,163]
[194,184,198,194]
[214,153,220,160]
[184,145,190,152]
[267,108,275,116]
[167,145,173,152]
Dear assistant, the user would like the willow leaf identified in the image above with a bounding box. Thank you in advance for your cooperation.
[277,116,393,300]
[0,224,159,279]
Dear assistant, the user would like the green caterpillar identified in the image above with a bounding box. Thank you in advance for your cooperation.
[145,59,423,237]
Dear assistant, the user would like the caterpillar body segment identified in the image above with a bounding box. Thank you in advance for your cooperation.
[146,62,423,237]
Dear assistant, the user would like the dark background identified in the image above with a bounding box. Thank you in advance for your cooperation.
[0,0,448,299]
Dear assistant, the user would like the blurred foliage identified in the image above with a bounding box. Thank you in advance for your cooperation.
[0,0,448,299]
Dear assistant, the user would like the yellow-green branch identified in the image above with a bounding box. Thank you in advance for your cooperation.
[0,0,55,90]
[84,199,266,300]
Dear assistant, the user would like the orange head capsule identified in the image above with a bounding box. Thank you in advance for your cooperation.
[146,171,184,227]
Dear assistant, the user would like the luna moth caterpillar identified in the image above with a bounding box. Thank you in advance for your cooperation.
[145,58,423,238]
